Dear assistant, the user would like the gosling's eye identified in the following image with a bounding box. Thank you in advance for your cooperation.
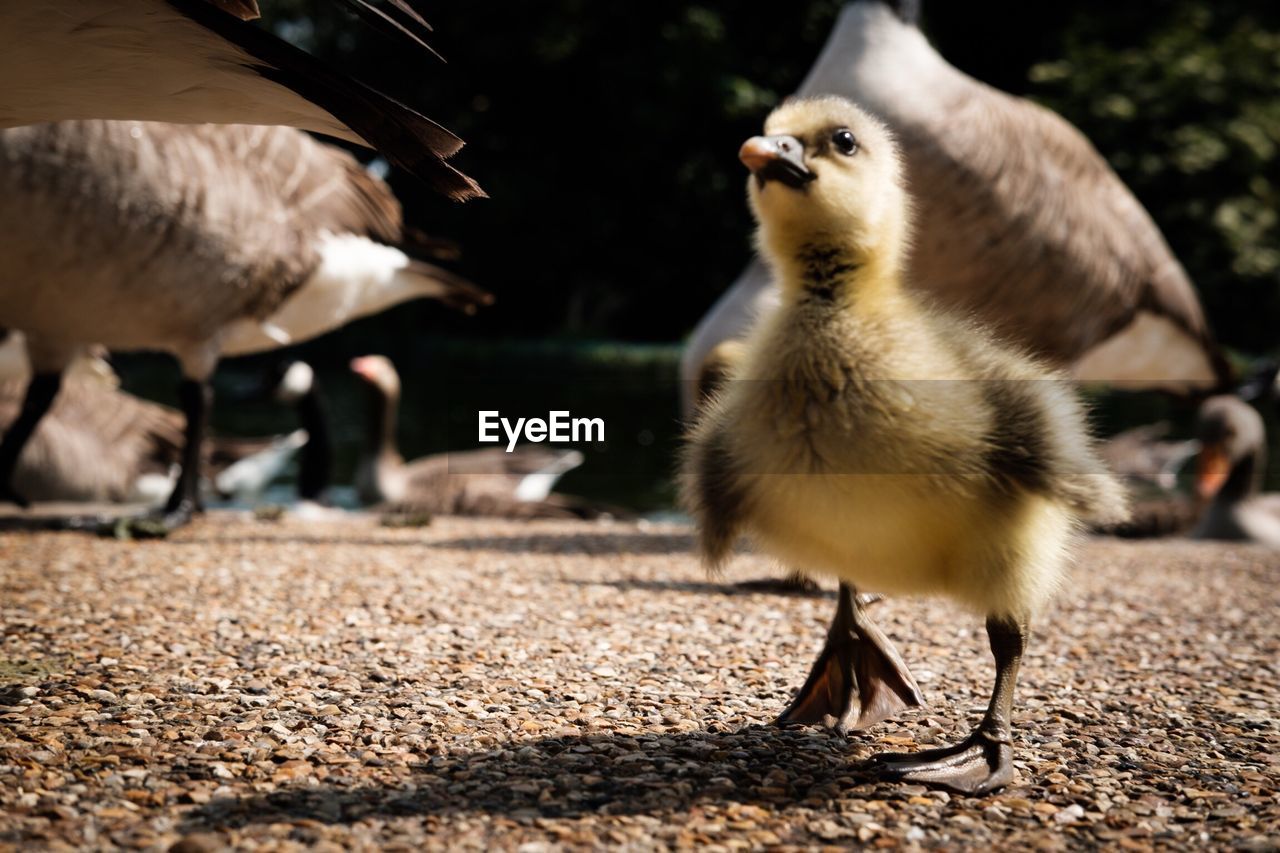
[832,128,858,155]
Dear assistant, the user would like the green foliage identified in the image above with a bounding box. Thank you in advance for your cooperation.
[1029,1,1280,353]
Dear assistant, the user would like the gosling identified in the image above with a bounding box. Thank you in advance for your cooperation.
[682,97,1128,794]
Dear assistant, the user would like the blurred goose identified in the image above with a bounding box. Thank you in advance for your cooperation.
[0,335,182,505]
[1239,360,1280,410]
[0,1,480,198]
[0,121,490,533]
[0,331,330,507]
[682,0,1228,415]
[351,355,597,518]
[1100,423,1201,493]
[215,360,336,507]
[275,362,334,505]
[1088,423,1200,538]
[1192,396,1280,548]
[213,429,308,502]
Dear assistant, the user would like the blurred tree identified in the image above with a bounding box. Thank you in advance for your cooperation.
[1028,1,1280,355]
[255,1,1278,355]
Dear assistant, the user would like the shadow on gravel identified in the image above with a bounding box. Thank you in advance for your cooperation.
[182,727,889,831]
[0,516,109,533]
[565,577,831,598]
[427,532,696,555]
[167,534,438,548]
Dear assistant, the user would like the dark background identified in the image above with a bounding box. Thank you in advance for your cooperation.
[117,1,1280,511]
[258,0,1279,354]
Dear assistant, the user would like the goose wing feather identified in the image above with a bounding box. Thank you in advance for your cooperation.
[895,84,1221,377]
[0,377,183,501]
[0,1,481,199]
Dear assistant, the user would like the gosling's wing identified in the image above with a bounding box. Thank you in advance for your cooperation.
[0,0,481,200]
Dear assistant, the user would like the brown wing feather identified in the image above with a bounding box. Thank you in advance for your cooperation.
[22,378,184,461]
[0,377,183,501]
[897,80,1225,380]
[204,0,260,20]
[171,123,405,243]
[168,0,483,200]
[383,447,598,519]
[15,120,407,328]
[333,0,442,61]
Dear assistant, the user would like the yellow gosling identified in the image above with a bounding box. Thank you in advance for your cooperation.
[681,96,1128,794]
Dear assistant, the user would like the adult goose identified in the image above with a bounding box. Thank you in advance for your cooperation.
[1100,423,1201,493]
[681,0,1229,416]
[1088,423,1202,539]
[0,335,182,505]
[0,1,480,199]
[1191,396,1280,548]
[351,355,597,519]
[0,120,490,533]
[214,360,336,506]
[0,332,320,506]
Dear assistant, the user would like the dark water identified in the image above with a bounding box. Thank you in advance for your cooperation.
[115,339,1280,513]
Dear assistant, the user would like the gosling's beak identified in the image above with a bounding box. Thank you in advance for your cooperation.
[740,134,814,190]
[1196,442,1231,500]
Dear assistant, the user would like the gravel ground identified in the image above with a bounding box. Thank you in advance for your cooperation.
[1,514,1277,850]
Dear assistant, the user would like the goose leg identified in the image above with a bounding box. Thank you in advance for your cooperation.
[874,615,1025,795]
[167,378,211,518]
[776,582,923,735]
[108,378,210,538]
[0,372,63,508]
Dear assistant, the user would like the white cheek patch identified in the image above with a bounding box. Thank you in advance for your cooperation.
[1072,311,1218,393]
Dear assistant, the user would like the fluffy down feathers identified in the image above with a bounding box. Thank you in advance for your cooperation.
[682,97,1128,619]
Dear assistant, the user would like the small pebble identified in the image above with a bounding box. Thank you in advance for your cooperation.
[0,516,1273,849]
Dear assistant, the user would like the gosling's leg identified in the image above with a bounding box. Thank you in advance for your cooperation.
[875,615,1025,795]
[107,378,210,538]
[735,570,822,595]
[776,582,923,735]
[0,372,63,508]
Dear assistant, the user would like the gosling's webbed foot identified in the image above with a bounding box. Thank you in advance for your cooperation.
[874,729,1014,795]
[735,572,822,595]
[776,584,923,735]
[100,501,198,539]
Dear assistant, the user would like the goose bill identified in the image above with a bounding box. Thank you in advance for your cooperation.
[1196,445,1231,499]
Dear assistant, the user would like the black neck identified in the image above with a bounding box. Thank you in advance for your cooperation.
[876,0,921,25]
[296,387,332,502]
[795,243,861,302]
[364,383,399,461]
[1218,446,1264,505]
